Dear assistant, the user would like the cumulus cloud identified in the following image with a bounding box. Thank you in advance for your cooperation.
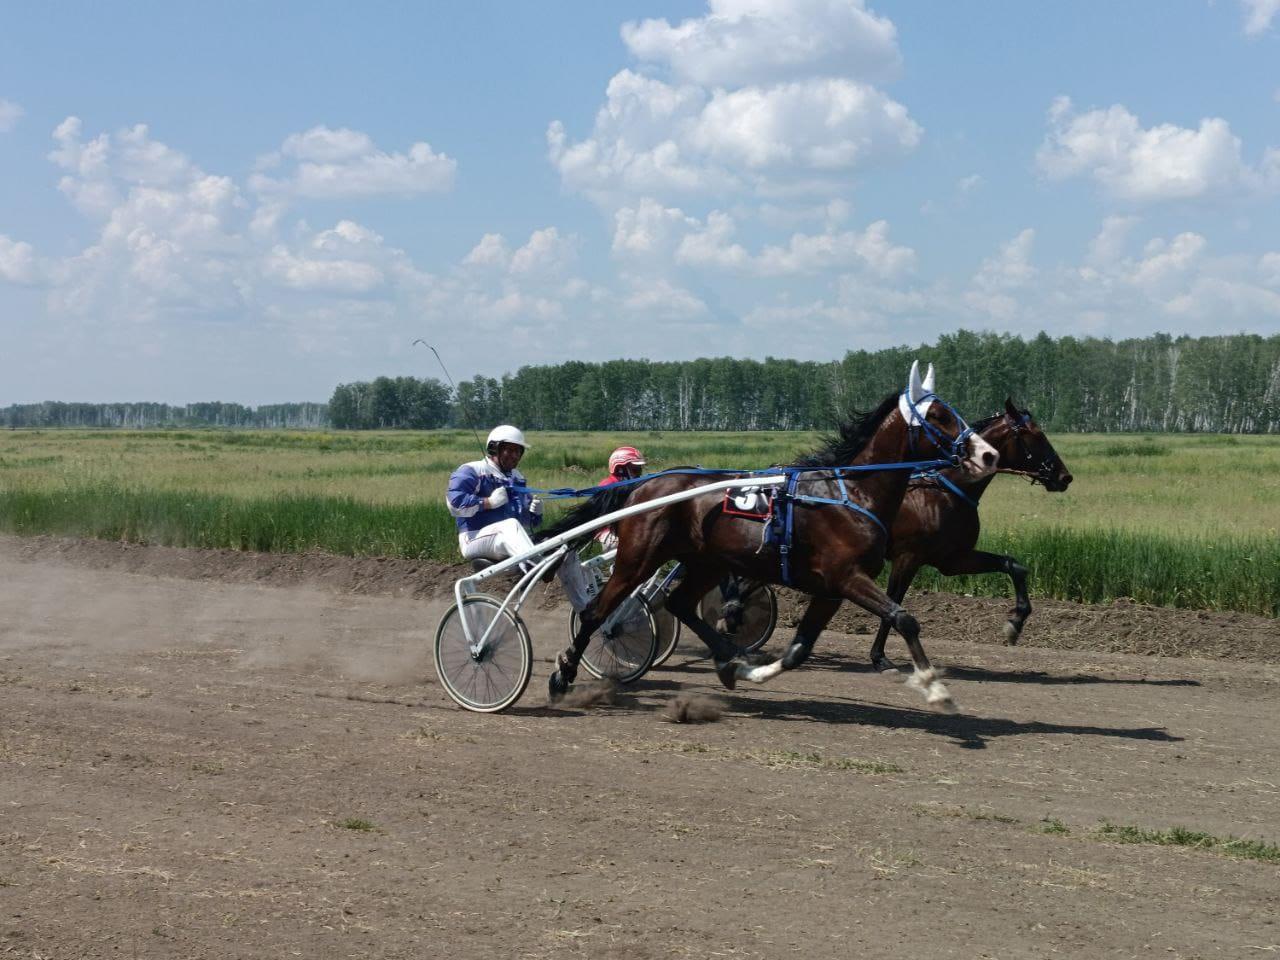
[45,118,249,318]
[0,98,23,133]
[1241,0,1280,34]
[549,1,920,203]
[251,125,456,199]
[1037,96,1278,201]
[0,235,39,284]
[621,0,901,88]
[262,246,384,293]
[612,198,699,257]
[510,227,576,275]
[463,233,512,269]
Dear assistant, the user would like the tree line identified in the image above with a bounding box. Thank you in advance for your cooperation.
[0,401,328,429]
[7,331,1280,433]
[443,331,1280,434]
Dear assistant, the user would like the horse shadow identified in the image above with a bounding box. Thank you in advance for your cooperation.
[787,649,1202,689]
[720,692,1184,751]
[655,660,1184,750]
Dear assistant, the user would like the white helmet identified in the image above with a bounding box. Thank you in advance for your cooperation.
[486,424,528,455]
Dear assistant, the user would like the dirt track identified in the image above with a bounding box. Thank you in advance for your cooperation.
[2,536,1278,959]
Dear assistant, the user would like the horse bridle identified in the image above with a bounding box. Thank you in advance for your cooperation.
[999,411,1059,486]
[903,391,975,467]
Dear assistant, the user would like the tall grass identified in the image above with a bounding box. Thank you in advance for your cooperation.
[911,527,1280,617]
[2,428,1279,616]
[0,483,457,558]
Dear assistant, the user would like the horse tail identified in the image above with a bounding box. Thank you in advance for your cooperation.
[533,484,635,549]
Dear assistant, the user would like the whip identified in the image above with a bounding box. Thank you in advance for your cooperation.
[412,339,484,453]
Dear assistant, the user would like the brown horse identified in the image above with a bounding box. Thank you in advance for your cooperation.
[539,363,998,711]
[868,398,1073,673]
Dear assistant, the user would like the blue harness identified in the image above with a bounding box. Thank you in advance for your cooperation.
[510,390,977,586]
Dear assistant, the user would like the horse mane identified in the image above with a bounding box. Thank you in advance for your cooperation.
[791,392,899,467]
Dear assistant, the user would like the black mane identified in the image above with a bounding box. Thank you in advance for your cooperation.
[791,392,899,467]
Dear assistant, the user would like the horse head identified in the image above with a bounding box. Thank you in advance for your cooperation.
[983,397,1073,491]
[898,361,998,479]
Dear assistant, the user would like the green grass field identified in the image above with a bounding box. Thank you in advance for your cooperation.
[1,428,1278,616]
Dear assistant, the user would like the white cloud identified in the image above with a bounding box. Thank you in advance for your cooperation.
[688,79,921,171]
[620,276,709,319]
[1037,96,1277,202]
[263,246,385,293]
[251,125,456,200]
[621,0,901,88]
[0,235,39,284]
[676,211,751,268]
[1241,0,1280,34]
[44,118,250,319]
[1129,232,1207,292]
[549,2,919,204]
[612,198,698,257]
[510,227,576,275]
[1261,251,1280,286]
[463,233,512,269]
[612,200,914,278]
[0,98,23,133]
[1087,215,1139,266]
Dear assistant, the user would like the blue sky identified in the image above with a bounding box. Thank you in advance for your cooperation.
[1,0,1278,404]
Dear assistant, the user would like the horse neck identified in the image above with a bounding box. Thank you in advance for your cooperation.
[844,411,916,512]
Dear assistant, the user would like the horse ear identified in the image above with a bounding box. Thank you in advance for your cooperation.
[922,363,936,395]
[1004,396,1019,417]
[907,360,925,403]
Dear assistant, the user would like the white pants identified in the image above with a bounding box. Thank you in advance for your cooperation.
[459,518,594,612]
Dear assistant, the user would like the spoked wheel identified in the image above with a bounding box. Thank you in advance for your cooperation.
[698,578,778,654]
[650,601,683,667]
[571,595,659,684]
[435,594,533,713]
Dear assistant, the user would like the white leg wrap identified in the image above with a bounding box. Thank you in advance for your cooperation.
[739,659,785,684]
[906,667,956,711]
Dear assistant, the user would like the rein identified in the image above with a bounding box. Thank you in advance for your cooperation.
[513,389,978,586]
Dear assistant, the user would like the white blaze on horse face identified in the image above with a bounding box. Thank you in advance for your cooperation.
[963,431,999,478]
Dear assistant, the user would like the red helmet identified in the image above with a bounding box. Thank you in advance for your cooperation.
[608,445,646,476]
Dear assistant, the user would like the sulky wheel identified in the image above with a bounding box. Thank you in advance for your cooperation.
[434,594,533,713]
[571,594,659,684]
[698,577,779,655]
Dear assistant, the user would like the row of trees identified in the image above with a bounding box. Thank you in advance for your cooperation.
[8,331,1280,433]
[446,332,1280,434]
[327,377,452,429]
[0,401,328,429]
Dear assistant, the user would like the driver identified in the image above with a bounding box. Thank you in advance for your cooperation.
[595,445,646,549]
[446,425,594,612]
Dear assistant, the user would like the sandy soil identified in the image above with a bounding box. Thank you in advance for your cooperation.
[1,536,1278,959]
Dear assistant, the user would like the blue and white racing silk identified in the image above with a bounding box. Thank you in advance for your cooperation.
[446,459,540,534]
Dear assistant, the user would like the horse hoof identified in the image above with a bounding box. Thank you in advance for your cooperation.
[714,660,739,691]
[872,656,902,676]
[931,696,959,715]
[548,671,569,702]
[1002,622,1021,645]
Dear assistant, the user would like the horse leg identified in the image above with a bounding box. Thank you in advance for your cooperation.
[869,561,919,675]
[841,570,956,712]
[548,554,663,701]
[729,595,844,685]
[662,561,763,691]
[936,550,1031,645]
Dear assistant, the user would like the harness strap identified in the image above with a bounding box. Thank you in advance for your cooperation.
[510,460,954,500]
[913,470,979,509]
